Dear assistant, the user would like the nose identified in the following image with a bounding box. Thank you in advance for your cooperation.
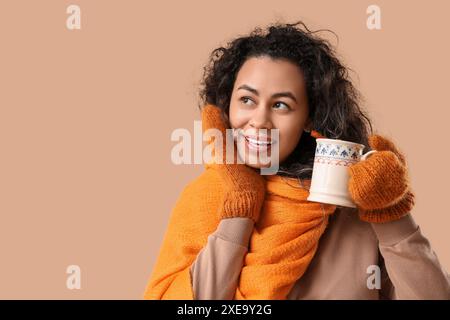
[248,104,273,130]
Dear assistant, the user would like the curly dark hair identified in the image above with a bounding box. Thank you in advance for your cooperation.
[198,20,373,180]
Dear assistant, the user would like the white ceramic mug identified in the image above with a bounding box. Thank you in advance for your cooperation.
[307,138,377,208]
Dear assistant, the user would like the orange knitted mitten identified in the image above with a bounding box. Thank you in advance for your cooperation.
[348,135,415,223]
[201,104,266,223]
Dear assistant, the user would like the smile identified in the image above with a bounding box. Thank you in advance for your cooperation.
[244,135,275,151]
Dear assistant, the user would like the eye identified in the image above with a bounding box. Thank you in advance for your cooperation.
[273,102,290,111]
[240,96,254,106]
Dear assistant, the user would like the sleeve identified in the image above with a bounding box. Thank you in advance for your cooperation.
[371,214,450,300]
[189,217,254,300]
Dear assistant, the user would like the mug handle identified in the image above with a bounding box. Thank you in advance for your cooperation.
[361,150,377,161]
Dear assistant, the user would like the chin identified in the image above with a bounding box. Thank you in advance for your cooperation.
[244,161,270,169]
[237,151,280,169]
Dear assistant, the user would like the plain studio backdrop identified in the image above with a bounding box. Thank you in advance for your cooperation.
[0,0,448,299]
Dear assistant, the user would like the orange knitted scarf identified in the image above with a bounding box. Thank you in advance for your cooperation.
[144,168,337,300]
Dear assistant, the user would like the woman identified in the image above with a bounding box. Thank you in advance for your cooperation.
[144,21,450,299]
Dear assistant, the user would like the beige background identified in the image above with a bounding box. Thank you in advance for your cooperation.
[0,0,448,299]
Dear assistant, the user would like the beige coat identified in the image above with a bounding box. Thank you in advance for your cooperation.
[189,207,450,299]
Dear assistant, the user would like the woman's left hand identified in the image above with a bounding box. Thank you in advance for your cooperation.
[347,134,415,223]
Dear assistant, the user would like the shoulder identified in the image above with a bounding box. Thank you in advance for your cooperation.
[159,170,225,250]
[173,168,224,218]
[183,168,224,196]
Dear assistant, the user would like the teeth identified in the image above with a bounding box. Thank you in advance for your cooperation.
[246,137,272,145]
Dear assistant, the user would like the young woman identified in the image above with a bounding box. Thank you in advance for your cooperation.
[144,21,450,299]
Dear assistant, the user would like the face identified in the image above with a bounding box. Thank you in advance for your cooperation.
[229,56,311,168]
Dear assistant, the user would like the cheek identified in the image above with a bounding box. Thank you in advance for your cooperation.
[277,121,305,157]
[229,104,248,128]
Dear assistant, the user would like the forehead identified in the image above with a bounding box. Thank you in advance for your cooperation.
[234,56,306,93]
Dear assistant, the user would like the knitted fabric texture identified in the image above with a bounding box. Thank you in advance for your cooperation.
[348,135,415,223]
[143,170,337,299]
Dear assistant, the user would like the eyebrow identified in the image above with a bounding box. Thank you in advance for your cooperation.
[237,84,298,103]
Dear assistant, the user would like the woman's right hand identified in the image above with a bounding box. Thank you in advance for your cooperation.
[201,104,266,223]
